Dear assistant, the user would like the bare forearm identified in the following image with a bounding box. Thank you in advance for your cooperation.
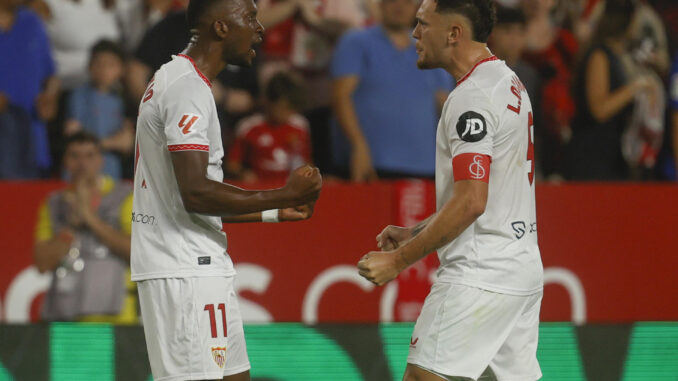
[258,0,298,28]
[410,213,436,237]
[400,192,484,266]
[184,180,295,216]
[222,212,263,223]
[85,216,131,261]
[34,239,70,273]
[590,84,636,123]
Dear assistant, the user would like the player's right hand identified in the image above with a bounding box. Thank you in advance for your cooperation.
[377,225,412,251]
[284,165,322,205]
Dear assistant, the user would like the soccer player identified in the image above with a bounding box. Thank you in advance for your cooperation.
[131,0,322,380]
[357,1,543,380]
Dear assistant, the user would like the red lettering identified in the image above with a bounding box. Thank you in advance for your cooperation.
[142,77,155,103]
[507,76,525,114]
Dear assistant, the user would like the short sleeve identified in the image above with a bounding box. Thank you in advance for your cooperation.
[161,79,212,152]
[444,95,497,159]
[330,31,365,79]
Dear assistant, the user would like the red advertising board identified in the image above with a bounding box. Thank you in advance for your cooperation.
[1,181,677,323]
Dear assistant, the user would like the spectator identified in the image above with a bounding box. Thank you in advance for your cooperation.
[522,0,579,179]
[668,52,678,180]
[0,0,59,178]
[567,0,654,180]
[34,0,120,90]
[331,0,453,181]
[227,72,311,183]
[258,0,366,173]
[34,132,136,323]
[64,40,133,179]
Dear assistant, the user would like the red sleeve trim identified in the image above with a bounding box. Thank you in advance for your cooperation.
[453,153,492,183]
[168,144,209,152]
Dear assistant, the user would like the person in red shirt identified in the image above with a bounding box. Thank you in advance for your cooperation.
[227,72,312,183]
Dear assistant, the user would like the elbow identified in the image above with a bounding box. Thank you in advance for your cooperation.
[466,195,487,220]
[179,185,210,214]
[590,108,611,124]
[33,253,50,274]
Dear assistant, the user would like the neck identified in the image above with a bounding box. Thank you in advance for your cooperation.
[184,39,226,83]
[444,44,493,82]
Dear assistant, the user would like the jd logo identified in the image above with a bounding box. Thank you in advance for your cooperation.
[456,111,487,142]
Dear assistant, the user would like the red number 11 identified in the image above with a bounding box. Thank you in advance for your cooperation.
[204,303,227,338]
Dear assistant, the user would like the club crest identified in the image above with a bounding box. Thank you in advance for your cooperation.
[211,346,227,369]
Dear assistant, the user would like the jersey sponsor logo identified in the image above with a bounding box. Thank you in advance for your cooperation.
[211,346,227,369]
[456,111,487,142]
[511,221,537,239]
[178,114,201,134]
[131,212,157,225]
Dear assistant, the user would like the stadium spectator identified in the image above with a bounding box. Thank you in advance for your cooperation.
[0,0,59,178]
[115,0,184,53]
[522,0,579,179]
[64,40,134,179]
[34,132,136,323]
[669,53,678,180]
[258,0,366,173]
[227,72,311,183]
[567,0,655,180]
[330,0,453,181]
[32,0,120,90]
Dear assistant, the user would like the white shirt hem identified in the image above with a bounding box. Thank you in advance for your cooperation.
[436,277,543,296]
[132,270,237,281]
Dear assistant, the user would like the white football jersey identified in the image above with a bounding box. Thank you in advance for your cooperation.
[131,54,236,281]
[435,56,543,295]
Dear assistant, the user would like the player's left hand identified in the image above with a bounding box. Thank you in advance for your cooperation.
[357,250,408,286]
[279,202,315,222]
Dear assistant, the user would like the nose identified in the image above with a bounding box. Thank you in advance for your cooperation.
[412,24,421,40]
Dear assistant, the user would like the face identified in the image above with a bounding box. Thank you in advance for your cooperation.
[381,0,419,31]
[488,23,526,63]
[90,51,123,90]
[219,0,264,67]
[63,142,103,182]
[412,0,450,69]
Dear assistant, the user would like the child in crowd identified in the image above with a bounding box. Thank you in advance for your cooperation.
[64,40,133,179]
[227,72,312,183]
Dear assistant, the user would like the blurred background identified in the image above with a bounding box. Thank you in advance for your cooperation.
[0,0,677,380]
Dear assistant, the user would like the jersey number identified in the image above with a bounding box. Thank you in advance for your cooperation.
[527,112,535,186]
[204,303,227,338]
[142,77,155,103]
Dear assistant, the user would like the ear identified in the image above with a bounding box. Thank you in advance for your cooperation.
[213,19,229,40]
[447,23,462,46]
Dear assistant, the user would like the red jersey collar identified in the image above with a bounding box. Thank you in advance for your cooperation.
[456,55,499,86]
[177,54,212,88]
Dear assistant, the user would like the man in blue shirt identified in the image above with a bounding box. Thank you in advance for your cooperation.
[331,0,453,181]
[0,2,59,178]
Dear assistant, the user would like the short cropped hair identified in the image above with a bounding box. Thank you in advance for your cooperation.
[90,39,125,64]
[187,0,219,30]
[495,5,526,27]
[435,0,496,43]
[265,72,306,111]
[64,131,102,152]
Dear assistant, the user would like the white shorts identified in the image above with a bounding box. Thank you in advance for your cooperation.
[407,283,543,381]
[138,276,250,381]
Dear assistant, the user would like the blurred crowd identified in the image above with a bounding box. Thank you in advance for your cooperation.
[2,0,678,185]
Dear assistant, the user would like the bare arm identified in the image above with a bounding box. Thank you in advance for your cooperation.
[171,151,321,216]
[82,213,131,262]
[102,119,135,155]
[127,60,151,103]
[359,180,488,285]
[586,50,649,123]
[257,0,299,29]
[331,76,376,181]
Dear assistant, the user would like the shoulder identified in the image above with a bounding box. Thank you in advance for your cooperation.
[235,113,266,137]
[288,113,310,132]
[16,7,46,32]
[337,26,374,48]
[160,61,212,104]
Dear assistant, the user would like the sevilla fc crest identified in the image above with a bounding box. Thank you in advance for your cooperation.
[211,346,227,369]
